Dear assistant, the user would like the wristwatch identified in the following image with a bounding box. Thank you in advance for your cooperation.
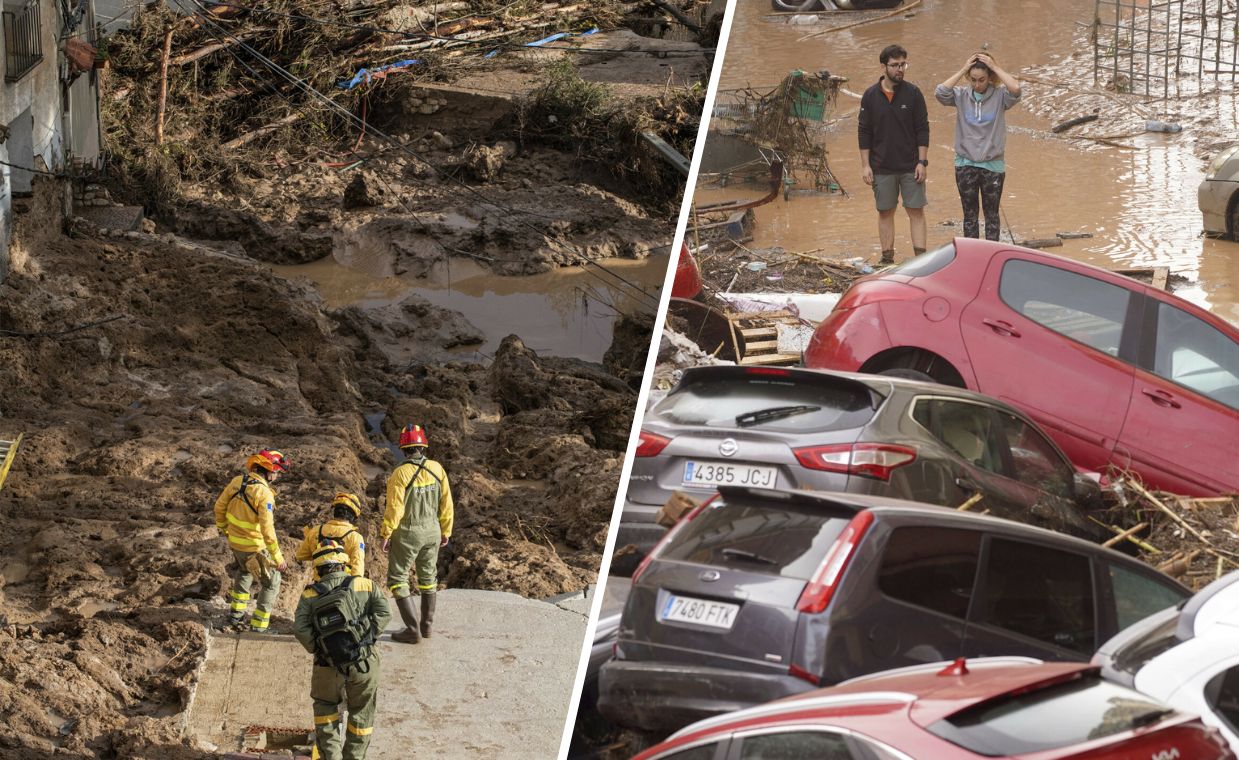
[918,159,929,167]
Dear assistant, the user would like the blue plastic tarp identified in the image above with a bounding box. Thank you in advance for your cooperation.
[338,58,421,90]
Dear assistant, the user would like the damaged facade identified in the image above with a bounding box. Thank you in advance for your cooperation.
[0,0,101,281]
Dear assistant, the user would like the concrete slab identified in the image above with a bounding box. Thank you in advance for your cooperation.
[76,204,144,231]
[187,588,586,759]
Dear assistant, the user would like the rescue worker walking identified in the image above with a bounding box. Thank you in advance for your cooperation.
[213,449,290,632]
[293,540,391,760]
[380,424,453,644]
[296,492,367,578]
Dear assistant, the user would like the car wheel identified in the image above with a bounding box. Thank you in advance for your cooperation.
[878,368,936,383]
[852,0,904,7]
[772,0,825,11]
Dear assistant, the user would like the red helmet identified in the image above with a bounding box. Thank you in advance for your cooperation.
[399,424,428,449]
[246,449,290,473]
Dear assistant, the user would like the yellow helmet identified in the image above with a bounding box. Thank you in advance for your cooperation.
[331,491,362,519]
[312,539,349,568]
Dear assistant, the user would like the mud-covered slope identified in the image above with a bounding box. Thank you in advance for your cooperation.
[0,187,636,757]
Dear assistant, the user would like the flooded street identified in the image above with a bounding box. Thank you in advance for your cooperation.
[698,0,1239,323]
[275,253,668,362]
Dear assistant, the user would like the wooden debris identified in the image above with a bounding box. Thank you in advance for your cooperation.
[796,0,924,42]
[1157,549,1201,578]
[956,493,983,512]
[222,113,304,150]
[1102,521,1149,548]
[155,28,174,146]
[1056,231,1094,239]
[1018,237,1064,249]
[1051,113,1099,133]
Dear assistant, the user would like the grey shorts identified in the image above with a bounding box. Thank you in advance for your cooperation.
[872,172,927,211]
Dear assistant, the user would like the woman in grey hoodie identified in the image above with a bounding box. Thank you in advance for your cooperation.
[935,53,1021,241]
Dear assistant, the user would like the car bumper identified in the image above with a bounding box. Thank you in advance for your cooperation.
[1198,178,1236,236]
[597,659,811,733]
[613,502,668,573]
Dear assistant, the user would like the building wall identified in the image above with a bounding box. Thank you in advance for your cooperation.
[0,0,68,283]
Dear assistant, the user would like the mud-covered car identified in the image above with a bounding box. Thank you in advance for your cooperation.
[1199,145,1239,239]
[1096,571,1239,751]
[772,0,903,12]
[618,365,1106,563]
[633,658,1236,760]
[803,239,1239,497]
[599,487,1189,734]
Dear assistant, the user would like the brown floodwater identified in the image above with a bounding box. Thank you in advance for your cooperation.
[274,253,668,362]
[698,0,1239,324]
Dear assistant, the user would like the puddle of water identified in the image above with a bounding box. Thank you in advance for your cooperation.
[274,255,668,363]
[703,0,1239,323]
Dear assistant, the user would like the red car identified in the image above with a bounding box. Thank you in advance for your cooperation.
[633,658,1236,760]
[804,239,1239,496]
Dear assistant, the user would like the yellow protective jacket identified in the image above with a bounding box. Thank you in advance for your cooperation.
[213,472,285,566]
[295,518,366,578]
[381,458,452,541]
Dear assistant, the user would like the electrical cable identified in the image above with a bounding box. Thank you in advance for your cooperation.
[174,0,661,308]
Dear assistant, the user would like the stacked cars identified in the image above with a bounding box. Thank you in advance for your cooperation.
[598,240,1239,758]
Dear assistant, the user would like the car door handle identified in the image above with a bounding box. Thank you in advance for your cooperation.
[956,477,982,492]
[1141,388,1182,409]
[981,318,1021,338]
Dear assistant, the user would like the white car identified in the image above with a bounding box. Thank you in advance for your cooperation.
[1199,145,1239,238]
[1095,571,1239,750]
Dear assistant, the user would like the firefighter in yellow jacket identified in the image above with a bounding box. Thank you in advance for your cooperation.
[380,424,452,644]
[296,492,366,579]
[213,449,289,632]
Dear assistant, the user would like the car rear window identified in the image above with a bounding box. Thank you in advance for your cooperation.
[928,672,1173,755]
[660,498,850,580]
[888,243,955,277]
[652,375,876,433]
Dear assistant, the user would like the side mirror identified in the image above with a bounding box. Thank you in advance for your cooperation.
[1072,472,1103,507]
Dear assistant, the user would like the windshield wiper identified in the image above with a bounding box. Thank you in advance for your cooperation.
[721,547,778,565]
[735,405,820,427]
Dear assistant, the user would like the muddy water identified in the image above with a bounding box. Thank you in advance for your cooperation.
[274,254,668,363]
[700,0,1239,323]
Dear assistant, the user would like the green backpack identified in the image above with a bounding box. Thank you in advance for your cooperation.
[310,576,375,673]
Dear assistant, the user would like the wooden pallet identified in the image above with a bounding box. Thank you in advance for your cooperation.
[734,319,800,367]
[0,434,23,493]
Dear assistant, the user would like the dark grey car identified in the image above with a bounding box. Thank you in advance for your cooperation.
[618,366,1105,566]
[597,487,1189,734]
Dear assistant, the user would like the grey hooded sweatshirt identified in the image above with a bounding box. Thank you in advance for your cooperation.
[934,84,1021,165]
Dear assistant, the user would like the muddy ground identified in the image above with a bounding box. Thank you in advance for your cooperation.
[0,1,719,754]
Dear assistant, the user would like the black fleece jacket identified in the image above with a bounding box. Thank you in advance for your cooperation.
[858,78,930,174]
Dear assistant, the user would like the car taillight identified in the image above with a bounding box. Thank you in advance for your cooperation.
[745,367,791,377]
[795,510,874,614]
[631,495,716,585]
[792,443,917,481]
[635,431,671,458]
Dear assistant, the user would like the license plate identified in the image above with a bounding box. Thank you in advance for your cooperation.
[660,594,740,630]
[682,460,777,489]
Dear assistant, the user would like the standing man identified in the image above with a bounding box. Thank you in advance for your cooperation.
[296,491,367,579]
[293,539,391,760]
[380,424,453,644]
[858,43,931,265]
[213,449,290,633]
[935,52,1021,241]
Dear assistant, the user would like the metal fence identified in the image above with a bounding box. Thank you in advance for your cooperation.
[3,0,43,82]
[1093,0,1239,98]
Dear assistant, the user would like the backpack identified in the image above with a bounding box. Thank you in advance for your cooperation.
[310,575,375,673]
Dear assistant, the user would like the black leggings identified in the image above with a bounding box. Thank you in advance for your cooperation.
[955,165,1006,241]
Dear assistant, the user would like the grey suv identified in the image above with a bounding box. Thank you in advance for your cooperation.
[619,366,1105,567]
[597,487,1189,734]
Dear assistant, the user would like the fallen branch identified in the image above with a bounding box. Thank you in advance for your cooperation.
[650,0,700,31]
[222,113,304,150]
[797,0,923,42]
[155,28,173,146]
[1088,516,1159,553]
[1050,113,1098,133]
[171,30,269,65]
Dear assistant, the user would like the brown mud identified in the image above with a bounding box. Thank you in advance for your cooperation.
[0,173,651,756]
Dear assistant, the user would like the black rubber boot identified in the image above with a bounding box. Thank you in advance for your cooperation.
[879,249,895,265]
[913,246,927,256]
[392,595,421,644]
[420,592,436,639]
